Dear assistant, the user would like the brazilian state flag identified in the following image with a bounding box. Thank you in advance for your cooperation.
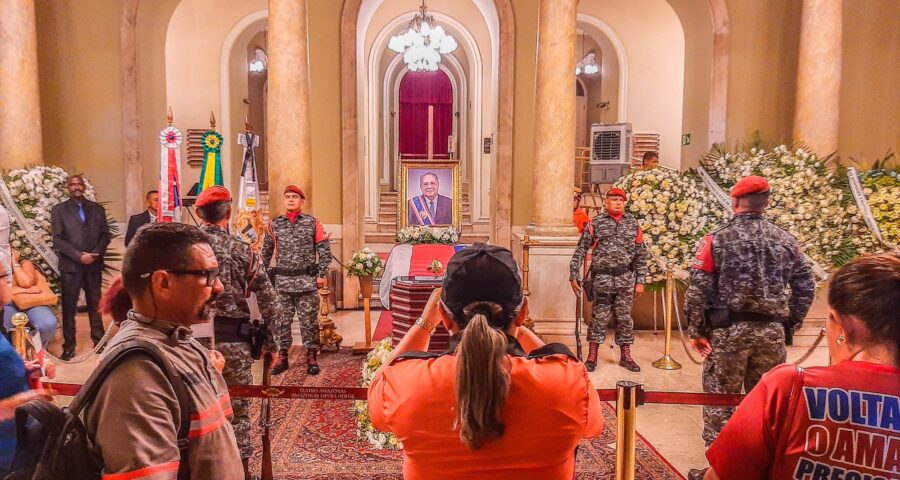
[198,130,224,193]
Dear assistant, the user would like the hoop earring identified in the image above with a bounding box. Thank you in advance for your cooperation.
[836,335,847,346]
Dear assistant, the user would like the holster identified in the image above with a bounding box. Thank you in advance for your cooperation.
[703,307,732,333]
[249,320,267,360]
[582,271,594,302]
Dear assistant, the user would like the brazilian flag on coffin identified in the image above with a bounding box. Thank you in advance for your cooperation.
[198,130,224,193]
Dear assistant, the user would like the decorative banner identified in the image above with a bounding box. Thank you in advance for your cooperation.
[237,130,260,211]
[235,127,263,247]
[0,205,10,281]
[198,129,224,194]
[0,181,60,275]
[695,167,828,280]
[846,167,885,245]
[158,121,184,222]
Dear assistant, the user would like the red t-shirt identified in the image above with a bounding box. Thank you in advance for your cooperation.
[707,361,900,480]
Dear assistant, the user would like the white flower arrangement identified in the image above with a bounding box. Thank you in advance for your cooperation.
[701,144,879,268]
[613,167,728,283]
[397,225,460,245]
[347,248,384,277]
[352,337,402,450]
[2,166,99,292]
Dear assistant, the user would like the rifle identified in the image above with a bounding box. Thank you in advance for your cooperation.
[575,290,584,361]
[260,352,274,480]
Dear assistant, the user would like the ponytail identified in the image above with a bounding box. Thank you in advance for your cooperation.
[455,302,511,450]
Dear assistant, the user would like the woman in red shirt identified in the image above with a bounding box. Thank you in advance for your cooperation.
[368,244,603,479]
[704,251,899,480]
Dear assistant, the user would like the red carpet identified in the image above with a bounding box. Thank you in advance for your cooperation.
[248,347,684,479]
[373,310,392,341]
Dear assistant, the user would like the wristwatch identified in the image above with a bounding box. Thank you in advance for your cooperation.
[414,317,436,335]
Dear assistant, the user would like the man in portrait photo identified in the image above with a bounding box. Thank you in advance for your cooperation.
[407,171,452,225]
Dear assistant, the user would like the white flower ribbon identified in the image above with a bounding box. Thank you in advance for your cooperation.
[0,179,60,275]
[846,167,886,246]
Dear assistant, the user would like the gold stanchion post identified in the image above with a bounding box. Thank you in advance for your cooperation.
[615,381,642,480]
[10,312,30,359]
[318,280,343,351]
[521,235,535,331]
[651,264,682,370]
[352,275,375,354]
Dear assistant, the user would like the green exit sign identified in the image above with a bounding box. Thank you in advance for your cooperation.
[682,133,691,146]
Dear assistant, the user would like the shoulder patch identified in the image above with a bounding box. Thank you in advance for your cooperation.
[692,234,716,273]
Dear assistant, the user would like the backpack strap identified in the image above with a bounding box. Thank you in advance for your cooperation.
[69,340,194,479]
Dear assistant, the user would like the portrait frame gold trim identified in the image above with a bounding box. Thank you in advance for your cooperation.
[397,160,461,230]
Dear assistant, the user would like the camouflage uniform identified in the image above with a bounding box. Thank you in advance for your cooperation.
[569,213,648,346]
[200,223,278,459]
[685,212,816,446]
[261,213,331,350]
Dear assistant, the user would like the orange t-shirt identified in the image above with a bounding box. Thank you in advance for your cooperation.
[573,208,590,233]
[368,340,603,480]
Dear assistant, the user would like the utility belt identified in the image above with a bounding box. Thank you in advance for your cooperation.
[703,308,795,345]
[213,316,267,359]
[592,266,632,277]
[271,266,316,277]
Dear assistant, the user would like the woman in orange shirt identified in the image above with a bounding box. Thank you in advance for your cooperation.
[368,244,603,479]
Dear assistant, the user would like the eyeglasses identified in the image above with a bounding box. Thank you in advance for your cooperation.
[140,268,219,286]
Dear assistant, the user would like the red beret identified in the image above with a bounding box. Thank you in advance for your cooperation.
[195,186,231,207]
[606,188,627,200]
[284,185,306,199]
[730,176,770,198]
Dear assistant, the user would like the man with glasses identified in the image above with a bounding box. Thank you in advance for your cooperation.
[80,222,244,479]
[195,186,278,478]
[262,185,332,375]
[50,174,112,360]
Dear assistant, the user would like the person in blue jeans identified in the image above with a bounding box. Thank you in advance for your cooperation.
[2,250,58,349]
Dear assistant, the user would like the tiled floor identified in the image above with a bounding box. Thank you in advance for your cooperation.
[47,300,830,476]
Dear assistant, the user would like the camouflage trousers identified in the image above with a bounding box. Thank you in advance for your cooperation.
[276,290,320,350]
[702,321,786,446]
[588,277,635,346]
[198,340,254,459]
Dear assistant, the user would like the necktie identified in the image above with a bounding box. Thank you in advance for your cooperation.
[77,203,85,222]
[429,201,436,218]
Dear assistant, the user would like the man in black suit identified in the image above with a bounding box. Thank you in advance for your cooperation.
[51,174,111,360]
[124,190,158,246]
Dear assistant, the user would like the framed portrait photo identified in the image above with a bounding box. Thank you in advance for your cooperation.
[398,161,461,229]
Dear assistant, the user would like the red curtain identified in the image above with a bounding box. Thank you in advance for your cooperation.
[399,70,453,157]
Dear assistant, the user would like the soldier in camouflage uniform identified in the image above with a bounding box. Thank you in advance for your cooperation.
[683,176,815,480]
[194,186,279,479]
[262,185,332,376]
[569,188,648,372]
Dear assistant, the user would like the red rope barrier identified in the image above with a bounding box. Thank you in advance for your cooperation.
[45,383,744,406]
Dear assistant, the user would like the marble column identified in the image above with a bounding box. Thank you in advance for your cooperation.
[267,0,314,215]
[121,0,143,216]
[793,0,842,156]
[0,0,43,169]
[526,0,578,237]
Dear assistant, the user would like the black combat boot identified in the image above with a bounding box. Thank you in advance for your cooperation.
[306,349,320,375]
[619,344,641,372]
[272,349,290,375]
[687,467,709,480]
[585,342,600,372]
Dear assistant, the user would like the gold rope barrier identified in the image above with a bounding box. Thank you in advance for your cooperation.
[651,265,682,370]
[615,381,642,480]
[520,235,535,331]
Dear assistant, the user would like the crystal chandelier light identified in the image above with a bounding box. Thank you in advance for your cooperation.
[388,0,458,72]
[576,52,599,76]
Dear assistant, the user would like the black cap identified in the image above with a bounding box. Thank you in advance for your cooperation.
[441,243,522,323]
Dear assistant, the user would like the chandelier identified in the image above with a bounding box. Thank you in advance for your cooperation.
[576,52,599,76]
[388,0,458,72]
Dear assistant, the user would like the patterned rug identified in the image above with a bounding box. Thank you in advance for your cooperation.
[248,347,684,479]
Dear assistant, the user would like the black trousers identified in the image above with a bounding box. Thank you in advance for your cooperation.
[60,270,104,350]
